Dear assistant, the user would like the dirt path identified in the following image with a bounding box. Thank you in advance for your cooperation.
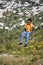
[0,56,29,62]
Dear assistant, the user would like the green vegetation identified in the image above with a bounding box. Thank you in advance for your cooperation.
[0,12,43,65]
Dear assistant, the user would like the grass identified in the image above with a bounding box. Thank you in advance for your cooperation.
[0,29,43,65]
[0,12,43,65]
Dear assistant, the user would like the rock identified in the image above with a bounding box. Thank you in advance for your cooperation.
[40,23,43,27]
[5,26,9,30]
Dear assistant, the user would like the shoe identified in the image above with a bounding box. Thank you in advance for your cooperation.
[24,44,27,47]
[19,43,23,45]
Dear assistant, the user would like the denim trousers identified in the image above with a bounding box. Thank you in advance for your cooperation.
[20,31,31,44]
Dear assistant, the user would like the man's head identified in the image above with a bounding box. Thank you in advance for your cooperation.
[28,18,32,24]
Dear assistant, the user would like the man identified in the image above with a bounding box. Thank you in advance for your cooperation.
[19,18,35,47]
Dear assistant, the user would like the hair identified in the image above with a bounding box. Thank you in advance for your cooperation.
[28,18,32,22]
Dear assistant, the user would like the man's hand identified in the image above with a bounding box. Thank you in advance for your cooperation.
[35,26,38,29]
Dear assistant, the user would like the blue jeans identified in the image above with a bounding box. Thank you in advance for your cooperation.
[20,31,31,44]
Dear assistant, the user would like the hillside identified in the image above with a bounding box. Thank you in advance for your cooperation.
[0,0,43,65]
[0,27,43,65]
